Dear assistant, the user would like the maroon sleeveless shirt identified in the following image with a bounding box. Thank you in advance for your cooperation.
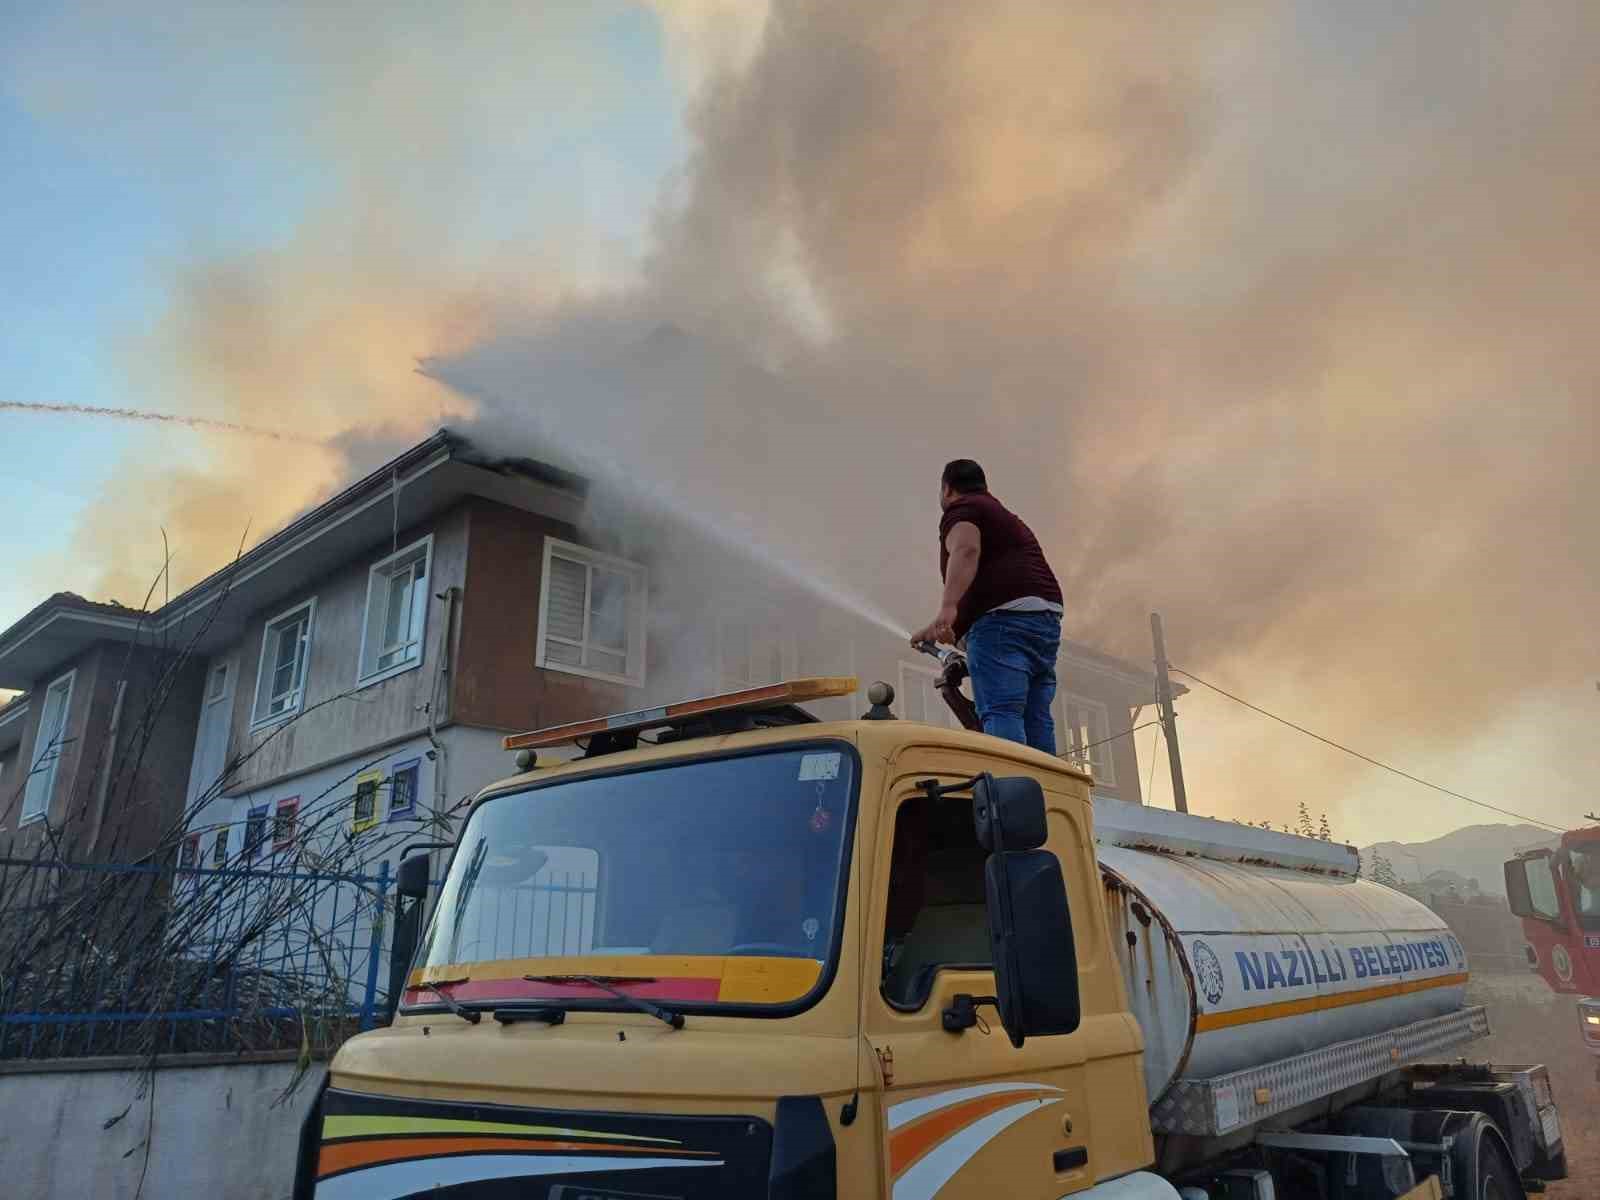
[939,491,1062,640]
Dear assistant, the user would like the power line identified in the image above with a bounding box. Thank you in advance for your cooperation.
[1081,718,1161,756]
[1056,718,1162,784]
[1170,667,1568,834]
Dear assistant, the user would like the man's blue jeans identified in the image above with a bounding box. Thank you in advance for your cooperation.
[964,610,1062,753]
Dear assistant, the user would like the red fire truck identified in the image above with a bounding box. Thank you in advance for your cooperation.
[1504,825,1600,1076]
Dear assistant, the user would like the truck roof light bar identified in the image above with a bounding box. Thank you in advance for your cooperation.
[502,676,859,752]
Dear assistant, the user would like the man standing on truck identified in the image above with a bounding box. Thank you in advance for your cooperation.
[911,459,1064,752]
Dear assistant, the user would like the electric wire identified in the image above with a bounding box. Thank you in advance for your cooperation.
[1078,718,1161,757]
[1170,667,1566,834]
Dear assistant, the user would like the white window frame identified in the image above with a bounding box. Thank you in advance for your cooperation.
[356,535,433,687]
[535,538,648,687]
[21,669,75,825]
[895,660,963,730]
[250,598,317,730]
[1057,692,1116,785]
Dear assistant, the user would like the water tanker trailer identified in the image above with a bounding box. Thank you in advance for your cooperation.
[294,677,1568,1200]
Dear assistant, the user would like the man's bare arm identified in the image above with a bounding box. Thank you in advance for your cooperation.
[911,521,980,645]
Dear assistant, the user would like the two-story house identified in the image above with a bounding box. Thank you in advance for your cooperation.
[0,429,1176,880]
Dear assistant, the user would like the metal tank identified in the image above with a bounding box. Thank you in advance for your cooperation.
[1092,800,1471,1107]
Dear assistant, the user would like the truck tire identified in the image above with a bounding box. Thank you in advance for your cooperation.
[1335,1106,1527,1200]
[1474,1136,1524,1200]
[1449,1116,1525,1200]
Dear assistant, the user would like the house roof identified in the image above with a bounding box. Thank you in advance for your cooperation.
[0,592,152,690]
[0,691,31,755]
[0,430,588,688]
[1061,638,1187,699]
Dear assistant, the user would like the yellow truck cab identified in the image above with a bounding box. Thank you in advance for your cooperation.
[294,679,1564,1200]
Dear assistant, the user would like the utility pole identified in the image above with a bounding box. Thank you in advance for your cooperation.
[1150,611,1189,814]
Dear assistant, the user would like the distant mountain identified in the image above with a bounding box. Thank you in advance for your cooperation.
[1360,824,1558,897]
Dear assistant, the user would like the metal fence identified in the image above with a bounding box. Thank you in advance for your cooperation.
[0,856,401,1061]
[0,854,603,1061]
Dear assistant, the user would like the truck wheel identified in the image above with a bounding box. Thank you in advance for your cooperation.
[1454,1124,1524,1200]
[1475,1137,1523,1200]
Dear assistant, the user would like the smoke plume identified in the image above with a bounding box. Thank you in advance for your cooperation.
[18,2,1600,840]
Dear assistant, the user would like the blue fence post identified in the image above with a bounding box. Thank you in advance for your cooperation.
[359,860,390,1031]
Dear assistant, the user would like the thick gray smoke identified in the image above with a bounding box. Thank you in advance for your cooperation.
[24,1,1600,838]
[433,2,1600,837]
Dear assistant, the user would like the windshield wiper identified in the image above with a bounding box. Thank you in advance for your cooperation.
[416,980,482,1024]
[523,975,685,1030]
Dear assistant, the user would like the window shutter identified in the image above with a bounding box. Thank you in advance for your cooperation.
[545,555,587,643]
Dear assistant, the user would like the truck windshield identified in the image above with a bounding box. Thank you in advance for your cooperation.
[405,743,857,1012]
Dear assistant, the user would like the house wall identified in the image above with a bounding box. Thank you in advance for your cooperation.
[452,500,631,734]
[1057,663,1152,806]
[0,745,19,814]
[0,698,27,825]
[182,725,542,1005]
[0,643,205,860]
[0,643,103,844]
[86,648,207,860]
[221,505,472,794]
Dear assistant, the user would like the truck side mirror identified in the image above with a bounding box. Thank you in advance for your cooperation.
[973,774,1047,851]
[398,851,433,900]
[973,775,1080,1047]
[1503,849,1569,929]
[386,842,450,1023]
[1504,858,1534,918]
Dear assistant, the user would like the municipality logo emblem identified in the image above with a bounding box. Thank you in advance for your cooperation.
[1193,939,1225,1006]
[1553,943,1573,983]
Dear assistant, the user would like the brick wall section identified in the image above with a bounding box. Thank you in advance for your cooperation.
[92,651,206,860]
[452,499,629,734]
[0,643,104,850]
[0,746,19,813]
[0,643,204,863]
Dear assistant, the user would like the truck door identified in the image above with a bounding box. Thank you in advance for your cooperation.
[1507,849,1582,992]
[866,772,1096,1199]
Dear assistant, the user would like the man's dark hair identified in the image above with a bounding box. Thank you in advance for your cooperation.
[941,459,988,495]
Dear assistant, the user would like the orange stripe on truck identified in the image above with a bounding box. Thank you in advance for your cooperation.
[889,1090,1057,1177]
[1194,972,1469,1033]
